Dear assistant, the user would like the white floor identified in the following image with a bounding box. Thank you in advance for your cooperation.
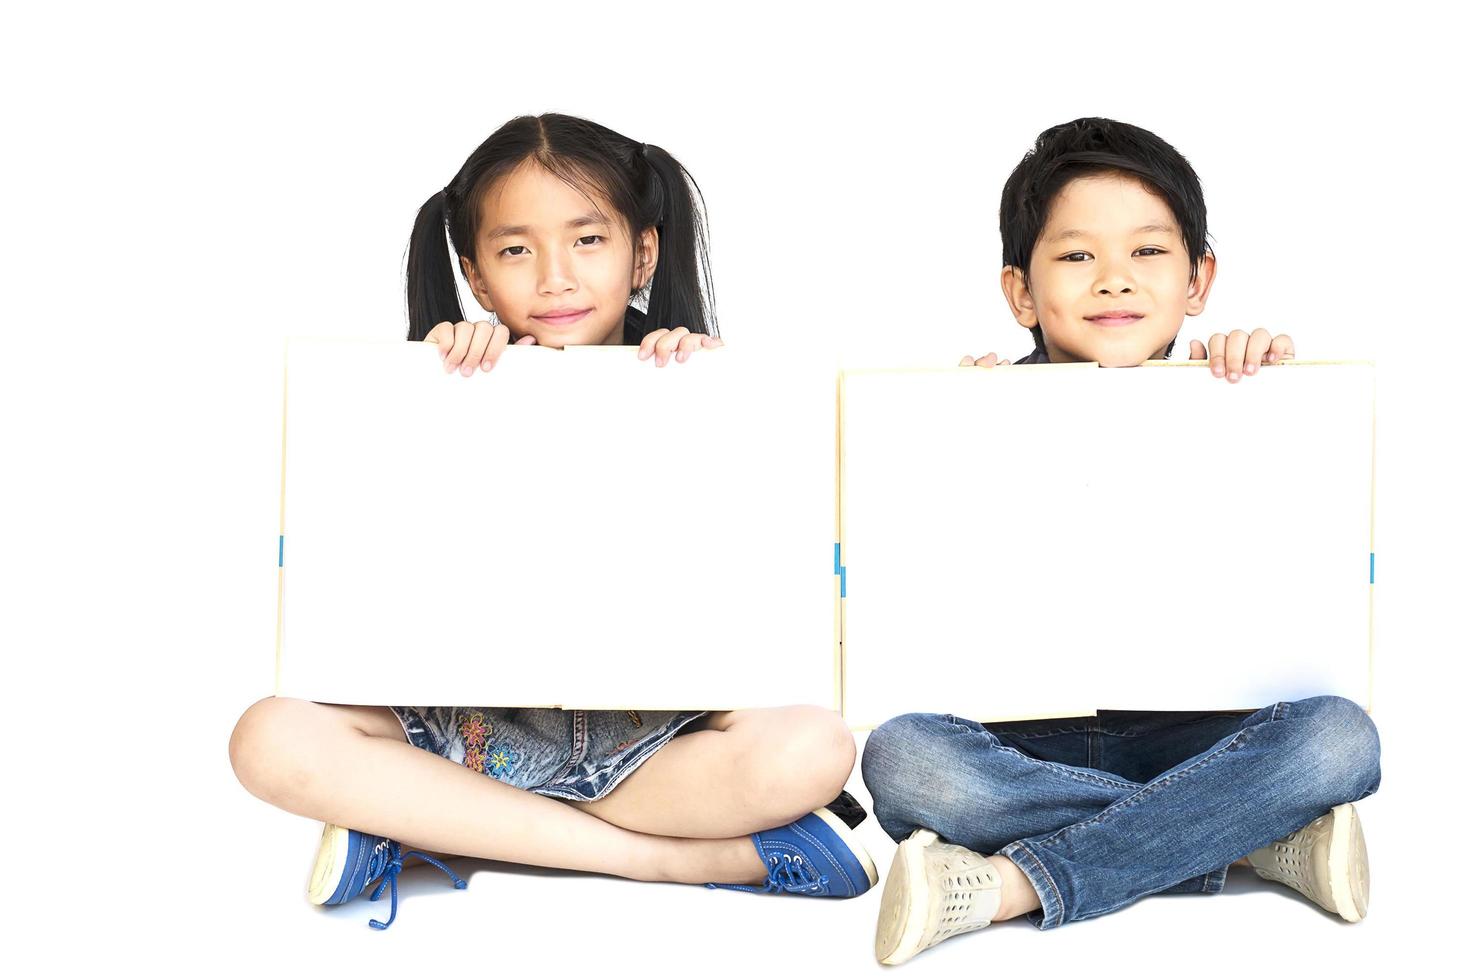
[90,706,1444,978]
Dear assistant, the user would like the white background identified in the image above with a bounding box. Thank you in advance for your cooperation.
[2,1,1466,974]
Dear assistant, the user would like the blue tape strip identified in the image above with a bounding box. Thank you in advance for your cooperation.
[279,535,284,569]
[834,542,846,598]
[1369,552,1374,585]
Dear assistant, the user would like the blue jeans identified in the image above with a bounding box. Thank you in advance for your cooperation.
[861,697,1380,929]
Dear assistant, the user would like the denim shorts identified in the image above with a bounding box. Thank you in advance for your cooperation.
[390,706,708,802]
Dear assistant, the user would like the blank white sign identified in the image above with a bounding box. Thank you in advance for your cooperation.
[839,362,1374,726]
[277,340,839,710]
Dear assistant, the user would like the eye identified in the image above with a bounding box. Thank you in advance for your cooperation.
[576,235,604,246]
[1135,246,1167,257]
[499,245,529,257]
[1060,252,1092,262]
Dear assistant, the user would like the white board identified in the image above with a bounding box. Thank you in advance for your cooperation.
[839,362,1375,726]
[277,340,839,710]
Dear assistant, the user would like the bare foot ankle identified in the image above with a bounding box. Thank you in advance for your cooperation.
[986,854,1042,920]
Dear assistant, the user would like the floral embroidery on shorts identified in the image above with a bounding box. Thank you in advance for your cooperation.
[485,746,519,779]
[460,711,492,746]
[459,712,494,774]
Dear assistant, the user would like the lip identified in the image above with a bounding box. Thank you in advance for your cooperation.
[530,308,593,327]
[1084,311,1144,328]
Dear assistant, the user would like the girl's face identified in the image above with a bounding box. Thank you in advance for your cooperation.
[460,161,657,347]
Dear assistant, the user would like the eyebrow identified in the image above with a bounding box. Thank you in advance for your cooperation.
[485,214,612,241]
[1046,222,1178,243]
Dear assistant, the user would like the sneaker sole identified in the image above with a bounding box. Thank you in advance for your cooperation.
[876,829,937,966]
[1327,803,1368,923]
[307,823,351,906]
[811,805,879,890]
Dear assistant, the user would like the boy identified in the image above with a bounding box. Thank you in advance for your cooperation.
[860,118,1380,965]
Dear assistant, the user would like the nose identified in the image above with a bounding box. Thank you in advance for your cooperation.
[1092,256,1135,296]
[537,249,576,295]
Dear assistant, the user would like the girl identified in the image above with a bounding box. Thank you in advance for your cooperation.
[230,114,875,930]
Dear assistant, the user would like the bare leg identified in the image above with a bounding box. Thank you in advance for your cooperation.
[570,706,856,838]
[229,698,764,886]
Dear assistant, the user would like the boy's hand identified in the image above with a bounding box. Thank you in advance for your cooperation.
[958,353,1011,367]
[1188,329,1294,383]
[424,320,537,376]
[637,327,724,367]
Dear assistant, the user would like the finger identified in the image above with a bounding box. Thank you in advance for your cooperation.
[999,359,1011,366]
[445,321,474,373]
[1224,329,1249,382]
[427,321,455,361]
[638,329,668,361]
[480,324,511,371]
[1188,339,1207,361]
[1265,334,1294,364]
[1207,333,1226,377]
[959,355,976,367]
[702,335,724,349]
[977,352,999,368]
[654,326,690,367]
[1242,328,1272,376]
[514,334,538,346]
[674,332,703,363]
[462,321,495,376]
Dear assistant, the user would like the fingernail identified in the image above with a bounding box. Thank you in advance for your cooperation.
[1245,363,1257,375]
[1212,365,1223,377]
[1228,371,1239,382]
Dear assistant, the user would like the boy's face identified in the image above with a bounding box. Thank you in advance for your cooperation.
[1002,174,1215,366]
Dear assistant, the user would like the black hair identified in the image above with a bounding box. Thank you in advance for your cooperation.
[406,113,716,343]
[999,117,1210,356]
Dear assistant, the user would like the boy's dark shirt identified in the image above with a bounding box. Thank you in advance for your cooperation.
[1014,347,1049,364]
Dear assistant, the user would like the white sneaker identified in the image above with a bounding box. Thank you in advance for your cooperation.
[875,829,1003,965]
[1246,803,1369,922]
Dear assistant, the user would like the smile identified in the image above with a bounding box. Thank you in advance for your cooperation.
[531,308,593,327]
[1084,311,1144,328]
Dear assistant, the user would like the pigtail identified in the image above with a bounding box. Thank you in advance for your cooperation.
[638,144,717,340]
[405,189,465,341]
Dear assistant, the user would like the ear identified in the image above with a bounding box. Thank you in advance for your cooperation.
[460,255,495,315]
[1185,251,1217,316]
[1001,265,1039,328]
[632,227,660,291]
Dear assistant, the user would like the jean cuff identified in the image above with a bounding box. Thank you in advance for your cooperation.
[999,841,1065,930]
[1203,865,1229,894]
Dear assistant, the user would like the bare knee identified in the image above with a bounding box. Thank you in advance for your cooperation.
[229,697,328,808]
[742,706,855,815]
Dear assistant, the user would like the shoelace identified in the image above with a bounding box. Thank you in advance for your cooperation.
[365,840,467,930]
[761,853,829,895]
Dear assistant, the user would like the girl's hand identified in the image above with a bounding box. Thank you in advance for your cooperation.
[1188,329,1294,383]
[959,352,1011,367]
[637,326,724,367]
[424,319,537,376]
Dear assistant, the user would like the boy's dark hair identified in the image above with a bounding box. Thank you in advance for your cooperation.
[999,118,1209,354]
[407,113,715,342]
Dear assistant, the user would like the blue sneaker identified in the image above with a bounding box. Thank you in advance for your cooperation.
[307,823,466,930]
[708,807,878,898]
